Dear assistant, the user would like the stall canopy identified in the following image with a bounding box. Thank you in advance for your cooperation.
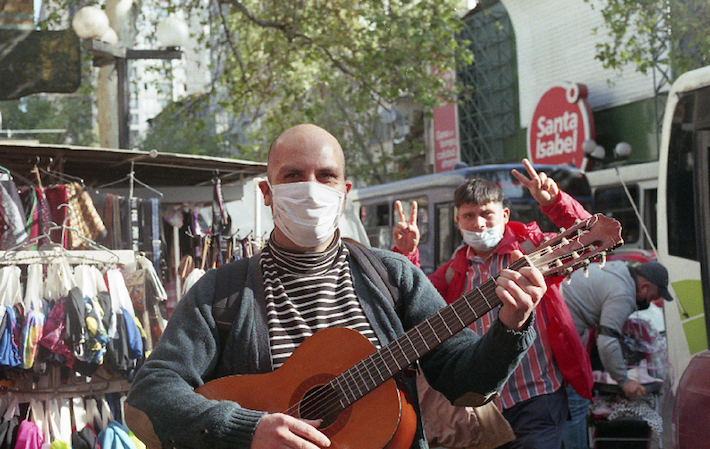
[0,140,267,188]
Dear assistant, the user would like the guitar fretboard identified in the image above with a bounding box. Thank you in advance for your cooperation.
[330,257,529,409]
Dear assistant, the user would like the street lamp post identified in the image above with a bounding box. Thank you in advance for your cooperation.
[85,39,183,150]
[72,6,188,149]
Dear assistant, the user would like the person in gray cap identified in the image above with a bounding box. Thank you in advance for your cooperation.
[560,260,673,449]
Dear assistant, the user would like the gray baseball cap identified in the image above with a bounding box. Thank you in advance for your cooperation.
[636,261,673,301]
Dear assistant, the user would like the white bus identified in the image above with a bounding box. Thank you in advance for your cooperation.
[657,65,710,446]
[658,66,710,380]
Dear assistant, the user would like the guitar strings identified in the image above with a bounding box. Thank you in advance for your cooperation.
[289,275,507,421]
[285,258,525,421]
[283,238,589,422]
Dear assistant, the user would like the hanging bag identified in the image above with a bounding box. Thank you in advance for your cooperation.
[0,267,22,369]
[97,422,138,449]
[107,269,143,360]
[21,264,45,370]
[39,260,77,366]
[0,397,20,449]
[13,399,45,449]
[71,397,97,449]
[45,399,69,449]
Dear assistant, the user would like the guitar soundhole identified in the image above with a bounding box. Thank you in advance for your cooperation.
[300,385,340,427]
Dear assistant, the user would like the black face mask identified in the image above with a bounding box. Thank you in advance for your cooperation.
[636,286,651,310]
[636,298,651,310]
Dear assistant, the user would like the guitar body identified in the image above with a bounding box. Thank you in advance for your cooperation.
[195,327,417,449]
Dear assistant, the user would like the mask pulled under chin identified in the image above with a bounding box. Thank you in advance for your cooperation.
[269,181,345,248]
[461,225,504,252]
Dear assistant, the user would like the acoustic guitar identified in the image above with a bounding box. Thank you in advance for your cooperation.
[189,214,623,449]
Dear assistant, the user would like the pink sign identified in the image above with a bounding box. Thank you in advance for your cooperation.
[527,83,594,168]
[433,103,459,172]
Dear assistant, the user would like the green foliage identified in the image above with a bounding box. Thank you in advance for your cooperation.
[585,0,710,80]
[169,0,470,184]
[0,95,96,146]
[39,0,469,184]
[140,95,233,157]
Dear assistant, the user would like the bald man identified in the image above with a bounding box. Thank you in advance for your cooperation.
[126,124,547,449]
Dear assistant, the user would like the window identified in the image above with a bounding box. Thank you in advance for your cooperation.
[667,92,697,260]
[457,1,518,165]
[435,202,460,267]
[595,186,642,245]
[361,203,391,249]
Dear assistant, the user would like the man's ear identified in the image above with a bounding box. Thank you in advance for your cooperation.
[636,278,649,297]
[258,180,272,207]
[502,207,510,223]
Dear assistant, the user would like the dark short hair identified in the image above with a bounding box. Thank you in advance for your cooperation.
[454,178,506,208]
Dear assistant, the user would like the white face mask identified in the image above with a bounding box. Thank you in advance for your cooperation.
[461,224,504,252]
[269,181,345,248]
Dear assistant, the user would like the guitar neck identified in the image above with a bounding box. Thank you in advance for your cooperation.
[332,257,529,408]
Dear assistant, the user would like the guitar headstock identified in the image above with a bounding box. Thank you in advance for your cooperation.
[530,214,623,278]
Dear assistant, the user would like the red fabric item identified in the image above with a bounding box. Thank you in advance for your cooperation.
[44,185,68,246]
[391,246,420,267]
[427,192,594,400]
[38,297,76,367]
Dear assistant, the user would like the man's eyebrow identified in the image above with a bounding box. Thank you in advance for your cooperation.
[276,165,304,175]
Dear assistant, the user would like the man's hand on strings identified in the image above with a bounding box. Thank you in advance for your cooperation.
[496,250,546,332]
[393,200,420,256]
[511,158,559,207]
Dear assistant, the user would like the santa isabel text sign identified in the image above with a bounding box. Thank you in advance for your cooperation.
[527,83,594,169]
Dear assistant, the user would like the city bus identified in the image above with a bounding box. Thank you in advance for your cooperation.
[350,163,593,274]
[585,161,659,254]
[658,65,710,383]
[657,65,710,446]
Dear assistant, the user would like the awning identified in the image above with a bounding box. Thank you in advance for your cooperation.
[0,140,267,189]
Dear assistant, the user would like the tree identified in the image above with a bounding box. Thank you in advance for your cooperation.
[162,0,470,185]
[585,0,710,80]
[0,94,96,146]
[141,93,237,157]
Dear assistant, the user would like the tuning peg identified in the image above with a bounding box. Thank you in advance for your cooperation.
[559,228,567,233]
[599,252,607,268]
[572,251,580,259]
[583,260,590,277]
[565,268,574,284]
[561,237,569,245]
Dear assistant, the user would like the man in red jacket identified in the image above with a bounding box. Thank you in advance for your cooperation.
[393,159,593,449]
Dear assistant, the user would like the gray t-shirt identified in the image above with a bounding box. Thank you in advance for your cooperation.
[561,260,637,386]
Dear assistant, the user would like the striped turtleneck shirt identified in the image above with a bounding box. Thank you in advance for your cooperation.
[260,234,380,369]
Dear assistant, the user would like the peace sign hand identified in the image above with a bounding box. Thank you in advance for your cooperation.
[511,158,559,207]
[393,200,420,256]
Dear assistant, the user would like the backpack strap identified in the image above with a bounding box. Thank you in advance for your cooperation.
[212,257,250,345]
[344,240,400,308]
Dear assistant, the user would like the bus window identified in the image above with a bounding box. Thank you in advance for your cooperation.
[644,188,658,247]
[667,92,698,261]
[435,201,460,267]
[360,203,390,249]
[594,185,642,245]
